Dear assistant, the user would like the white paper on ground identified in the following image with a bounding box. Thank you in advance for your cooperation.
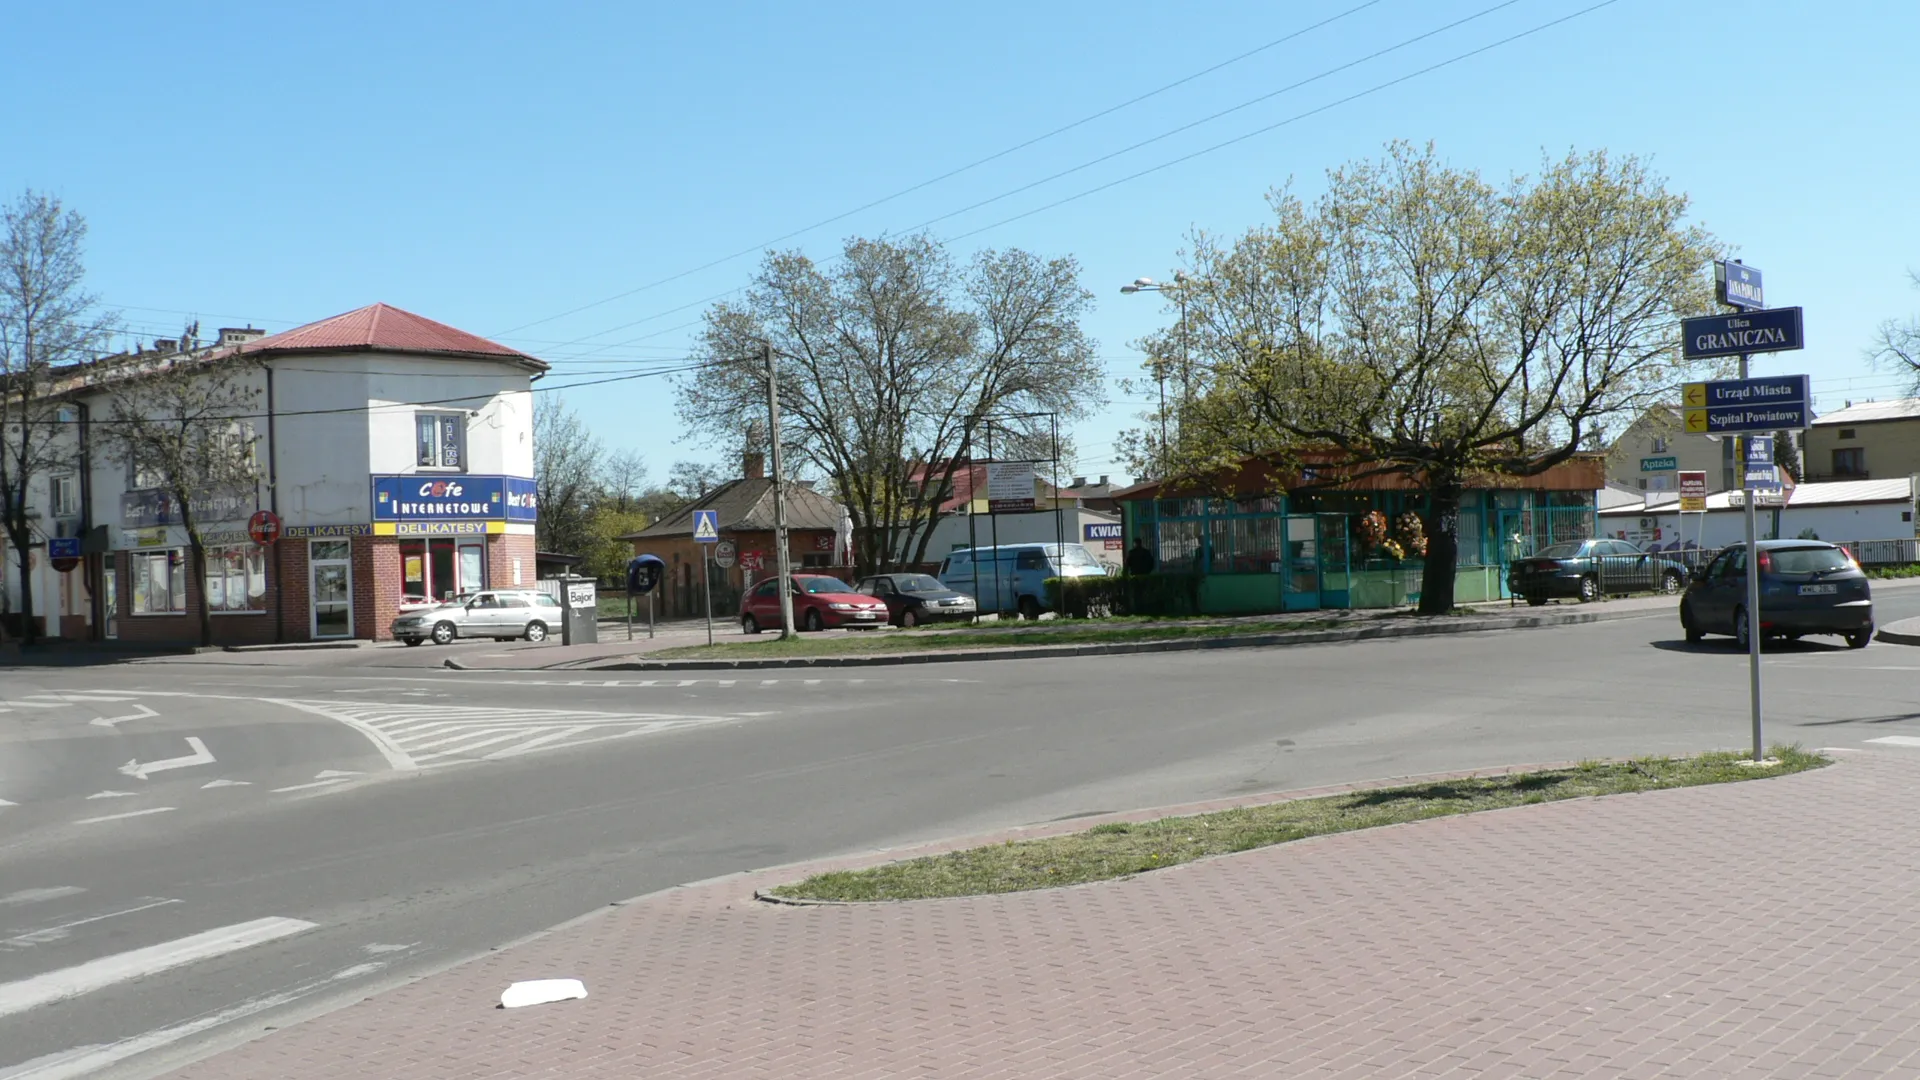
[499,978,587,1009]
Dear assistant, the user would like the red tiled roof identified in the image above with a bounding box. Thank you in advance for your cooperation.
[234,303,545,368]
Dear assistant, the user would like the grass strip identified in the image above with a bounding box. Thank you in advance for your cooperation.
[769,747,1827,902]
[649,618,1343,659]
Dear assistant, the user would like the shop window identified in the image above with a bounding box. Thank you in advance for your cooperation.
[400,537,487,601]
[801,554,831,567]
[130,550,187,614]
[416,412,467,469]
[206,544,268,613]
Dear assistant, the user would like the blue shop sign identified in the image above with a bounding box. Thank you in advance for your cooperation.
[372,475,539,522]
[1084,523,1124,542]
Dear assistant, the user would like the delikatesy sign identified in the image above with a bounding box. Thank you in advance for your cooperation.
[371,475,538,522]
[1680,307,1803,360]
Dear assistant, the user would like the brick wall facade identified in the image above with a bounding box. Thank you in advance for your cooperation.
[635,529,838,618]
[112,547,280,647]
[488,532,536,590]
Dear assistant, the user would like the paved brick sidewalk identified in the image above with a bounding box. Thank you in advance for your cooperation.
[164,749,1920,1079]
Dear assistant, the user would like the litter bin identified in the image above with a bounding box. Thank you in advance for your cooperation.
[558,575,599,645]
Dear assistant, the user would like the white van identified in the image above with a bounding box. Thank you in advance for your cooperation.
[936,542,1109,619]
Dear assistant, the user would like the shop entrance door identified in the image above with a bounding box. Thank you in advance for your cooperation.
[310,539,354,639]
[1283,515,1319,611]
[1317,513,1352,608]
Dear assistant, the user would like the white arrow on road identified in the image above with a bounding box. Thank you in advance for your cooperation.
[118,737,215,780]
[91,704,159,728]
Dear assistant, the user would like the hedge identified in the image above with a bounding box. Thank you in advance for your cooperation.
[1043,574,1205,618]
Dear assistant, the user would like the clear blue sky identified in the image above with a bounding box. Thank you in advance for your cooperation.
[6,0,1916,487]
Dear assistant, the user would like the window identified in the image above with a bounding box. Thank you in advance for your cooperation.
[126,459,165,491]
[416,412,466,469]
[800,553,831,567]
[1651,436,1668,453]
[1832,447,1866,477]
[130,550,187,614]
[50,475,78,517]
[501,596,531,608]
[1015,550,1045,571]
[754,580,779,598]
[206,544,268,613]
[1838,428,1857,440]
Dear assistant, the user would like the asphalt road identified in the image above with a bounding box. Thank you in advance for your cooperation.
[5,587,1920,1079]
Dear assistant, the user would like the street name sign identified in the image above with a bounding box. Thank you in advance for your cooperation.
[1640,455,1678,472]
[1681,307,1803,360]
[1716,261,1765,310]
[691,509,719,543]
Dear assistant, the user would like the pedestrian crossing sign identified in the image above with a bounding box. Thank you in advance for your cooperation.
[692,509,720,543]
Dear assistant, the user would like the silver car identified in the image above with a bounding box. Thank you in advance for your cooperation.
[392,590,563,646]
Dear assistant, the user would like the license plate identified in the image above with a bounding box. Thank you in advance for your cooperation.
[855,612,877,618]
[1799,583,1836,595]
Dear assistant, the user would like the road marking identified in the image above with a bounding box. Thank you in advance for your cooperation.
[328,962,385,980]
[1865,736,1920,748]
[90,704,159,728]
[0,888,84,907]
[362,941,417,954]
[272,698,742,766]
[0,957,367,1080]
[72,807,175,825]
[0,798,15,808]
[200,779,251,788]
[0,916,317,1019]
[85,791,138,800]
[118,736,215,780]
[270,777,355,794]
[3,898,182,948]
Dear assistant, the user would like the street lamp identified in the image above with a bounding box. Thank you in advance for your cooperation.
[1120,272,1192,476]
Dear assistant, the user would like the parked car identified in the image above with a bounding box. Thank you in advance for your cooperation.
[1680,540,1873,649]
[739,574,889,633]
[1507,538,1692,605]
[936,542,1109,619]
[391,589,563,646]
[852,573,978,627]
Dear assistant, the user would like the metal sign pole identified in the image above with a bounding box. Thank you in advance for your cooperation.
[649,590,655,639]
[1740,350,1764,763]
[702,546,714,647]
[627,589,633,641]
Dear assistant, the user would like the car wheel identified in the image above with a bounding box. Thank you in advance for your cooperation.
[1018,596,1043,621]
[524,621,548,643]
[1846,626,1874,650]
[899,608,918,629]
[431,621,457,646]
[1660,571,1683,595]
[804,609,824,632]
[741,614,760,635]
[1732,607,1751,651]
[1578,575,1599,603]
[1681,602,1703,643]
[402,637,423,647]
[1524,595,1547,607]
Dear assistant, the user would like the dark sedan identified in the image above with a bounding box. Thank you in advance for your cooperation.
[1508,538,1692,605]
[1680,540,1873,649]
[853,573,979,627]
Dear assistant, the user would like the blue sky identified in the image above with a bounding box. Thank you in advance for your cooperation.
[6,0,1916,487]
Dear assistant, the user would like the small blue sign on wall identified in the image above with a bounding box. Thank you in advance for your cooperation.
[1084,523,1123,542]
[48,537,81,560]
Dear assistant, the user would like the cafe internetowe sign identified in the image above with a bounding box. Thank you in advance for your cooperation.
[371,474,538,526]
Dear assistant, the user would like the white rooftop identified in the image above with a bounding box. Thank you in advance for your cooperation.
[1598,476,1911,516]
[1810,398,1920,426]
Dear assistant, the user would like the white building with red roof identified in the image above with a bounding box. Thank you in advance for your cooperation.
[9,303,548,646]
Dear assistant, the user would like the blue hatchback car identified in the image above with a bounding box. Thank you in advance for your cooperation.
[1679,540,1873,649]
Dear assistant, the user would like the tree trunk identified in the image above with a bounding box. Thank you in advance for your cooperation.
[8,524,36,645]
[1417,471,1463,616]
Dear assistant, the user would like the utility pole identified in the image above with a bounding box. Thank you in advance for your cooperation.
[763,343,797,639]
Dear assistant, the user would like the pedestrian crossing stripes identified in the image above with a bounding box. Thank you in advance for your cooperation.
[270,699,740,769]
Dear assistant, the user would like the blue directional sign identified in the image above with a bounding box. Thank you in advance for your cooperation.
[1681,307,1803,360]
[1683,375,1809,435]
[1686,402,1809,435]
[690,509,720,543]
[1717,261,1764,310]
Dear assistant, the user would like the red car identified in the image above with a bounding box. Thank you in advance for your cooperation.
[740,574,888,633]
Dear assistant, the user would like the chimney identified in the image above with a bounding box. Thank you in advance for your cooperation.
[1098,475,1109,486]
[217,326,265,346]
[743,451,765,480]
[152,338,178,354]
[1071,476,1086,488]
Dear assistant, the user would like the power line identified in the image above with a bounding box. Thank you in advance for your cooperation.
[487,0,1389,341]
[548,0,1621,365]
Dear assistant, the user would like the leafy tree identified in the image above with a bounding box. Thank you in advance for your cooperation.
[678,236,1100,575]
[95,329,263,646]
[582,505,650,581]
[533,394,603,556]
[1138,143,1722,613]
[1772,428,1802,483]
[0,190,116,642]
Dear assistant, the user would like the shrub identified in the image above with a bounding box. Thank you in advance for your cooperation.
[1044,574,1204,618]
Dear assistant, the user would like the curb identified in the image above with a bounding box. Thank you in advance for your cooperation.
[549,603,1669,672]
[1876,617,1920,646]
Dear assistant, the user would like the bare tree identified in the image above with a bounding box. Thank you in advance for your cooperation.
[1869,272,1920,392]
[598,447,649,514]
[0,190,116,642]
[678,236,1101,575]
[667,459,727,501]
[94,332,263,645]
[533,394,604,557]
